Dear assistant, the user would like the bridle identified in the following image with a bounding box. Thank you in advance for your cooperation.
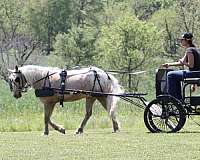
[9,71,29,92]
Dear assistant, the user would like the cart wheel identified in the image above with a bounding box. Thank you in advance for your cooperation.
[144,96,186,133]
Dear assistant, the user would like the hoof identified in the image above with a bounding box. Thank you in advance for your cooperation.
[113,128,120,133]
[60,128,65,134]
[43,131,49,136]
[76,128,83,134]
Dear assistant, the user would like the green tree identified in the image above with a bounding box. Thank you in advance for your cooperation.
[53,26,98,68]
[132,0,175,20]
[101,0,130,27]
[149,0,200,60]
[24,0,72,55]
[0,0,39,80]
[71,0,103,28]
[176,0,200,39]
[96,13,160,69]
[53,0,104,68]
[149,8,180,59]
[95,13,161,90]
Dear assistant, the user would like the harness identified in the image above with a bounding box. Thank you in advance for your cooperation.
[34,68,106,107]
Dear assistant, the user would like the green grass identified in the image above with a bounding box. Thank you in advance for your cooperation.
[0,99,144,132]
[1,125,200,160]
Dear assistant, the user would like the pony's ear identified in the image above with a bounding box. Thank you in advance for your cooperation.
[15,66,18,72]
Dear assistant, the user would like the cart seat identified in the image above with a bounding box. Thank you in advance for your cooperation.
[156,68,173,96]
[183,70,200,85]
[184,78,200,86]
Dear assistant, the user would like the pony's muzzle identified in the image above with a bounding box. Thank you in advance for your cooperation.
[14,92,22,99]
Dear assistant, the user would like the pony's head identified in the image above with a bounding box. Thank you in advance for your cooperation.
[8,66,28,99]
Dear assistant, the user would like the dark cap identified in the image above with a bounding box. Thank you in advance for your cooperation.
[179,32,193,40]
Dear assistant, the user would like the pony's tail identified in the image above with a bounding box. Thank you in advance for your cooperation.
[107,74,123,116]
[108,74,123,94]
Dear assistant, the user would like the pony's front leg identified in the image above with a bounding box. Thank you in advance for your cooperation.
[76,97,96,134]
[44,104,51,135]
[49,120,65,134]
[44,103,65,135]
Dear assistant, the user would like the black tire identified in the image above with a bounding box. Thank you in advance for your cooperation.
[144,96,186,133]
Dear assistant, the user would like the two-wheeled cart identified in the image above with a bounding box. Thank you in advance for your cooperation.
[144,68,200,133]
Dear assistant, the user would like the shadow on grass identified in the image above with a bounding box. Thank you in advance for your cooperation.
[144,130,200,134]
[178,130,200,134]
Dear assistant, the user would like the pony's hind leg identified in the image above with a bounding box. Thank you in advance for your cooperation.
[98,96,120,132]
[76,97,96,134]
[109,96,120,132]
[110,109,119,132]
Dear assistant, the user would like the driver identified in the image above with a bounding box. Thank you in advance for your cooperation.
[162,32,200,100]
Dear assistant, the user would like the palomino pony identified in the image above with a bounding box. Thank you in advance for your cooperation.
[8,65,123,135]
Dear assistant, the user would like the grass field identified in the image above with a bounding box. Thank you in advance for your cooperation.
[1,124,200,160]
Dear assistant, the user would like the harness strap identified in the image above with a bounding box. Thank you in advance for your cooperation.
[59,70,67,107]
[43,72,51,88]
[33,72,57,85]
[92,70,103,93]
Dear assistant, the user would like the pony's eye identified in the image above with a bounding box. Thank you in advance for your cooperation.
[15,77,20,83]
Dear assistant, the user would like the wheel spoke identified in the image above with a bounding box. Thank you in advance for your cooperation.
[144,97,186,133]
[166,119,176,130]
[150,104,162,116]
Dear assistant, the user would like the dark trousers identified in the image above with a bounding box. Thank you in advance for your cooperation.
[167,70,200,100]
